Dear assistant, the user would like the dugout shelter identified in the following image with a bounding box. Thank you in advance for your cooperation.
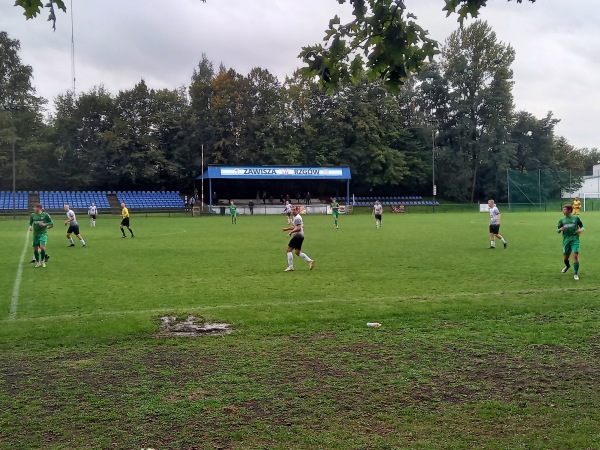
[196,165,351,212]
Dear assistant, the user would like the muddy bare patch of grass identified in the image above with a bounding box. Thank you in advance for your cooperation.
[157,315,232,338]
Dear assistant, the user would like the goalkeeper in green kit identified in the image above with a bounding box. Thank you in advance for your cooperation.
[29,203,54,268]
[558,204,584,280]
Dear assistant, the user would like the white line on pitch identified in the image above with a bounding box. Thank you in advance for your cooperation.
[9,229,30,321]
[2,285,598,323]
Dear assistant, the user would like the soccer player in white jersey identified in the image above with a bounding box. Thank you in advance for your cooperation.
[284,201,293,224]
[488,199,507,249]
[64,204,87,248]
[282,206,315,272]
[88,202,98,227]
[373,200,383,229]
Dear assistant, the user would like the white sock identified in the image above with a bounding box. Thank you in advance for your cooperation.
[287,252,294,268]
[80,238,86,246]
[501,238,506,243]
[490,241,495,247]
[299,252,312,262]
[69,237,74,245]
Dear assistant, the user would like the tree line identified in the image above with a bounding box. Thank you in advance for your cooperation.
[0,21,597,202]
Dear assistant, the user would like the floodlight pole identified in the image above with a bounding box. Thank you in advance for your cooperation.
[432,130,436,212]
[1,104,20,219]
[12,139,16,219]
[201,144,204,213]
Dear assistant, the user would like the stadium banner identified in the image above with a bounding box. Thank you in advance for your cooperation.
[202,166,351,180]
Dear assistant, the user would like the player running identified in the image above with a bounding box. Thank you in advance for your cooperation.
[282,206,315,272]
[88,202,98,227]
[558,204,584,280]
[29,203,54,268]
[64,204,87,248]
[284,201,292,224]
[373,200,383,229]
[331,197,340,229]
[488,199,507,249]
[229,200,237,224]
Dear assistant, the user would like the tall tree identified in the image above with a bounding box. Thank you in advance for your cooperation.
[210,68,249,164]
[0,31,47,190]
[420,20,515,202]
[49,87,115,189]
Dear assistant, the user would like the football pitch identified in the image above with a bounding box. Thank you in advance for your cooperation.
[1,211,600,449]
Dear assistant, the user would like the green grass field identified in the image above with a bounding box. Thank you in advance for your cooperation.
[1,211,600,449]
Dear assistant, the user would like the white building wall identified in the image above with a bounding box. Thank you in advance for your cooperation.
[562,164,600,198]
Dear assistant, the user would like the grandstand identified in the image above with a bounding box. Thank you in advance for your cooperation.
[116,191,184,209]
[38,191,111,209]
[0,191,28,210]
[352,195,439,206]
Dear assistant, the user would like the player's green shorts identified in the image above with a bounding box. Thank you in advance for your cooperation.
[230,212,237,217]
[563,239,580,255]
[332,211,339,218]
[32,235,48,247]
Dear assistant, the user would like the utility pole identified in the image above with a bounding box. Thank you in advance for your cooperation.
[12,139,16,219]
[201,144,204,213]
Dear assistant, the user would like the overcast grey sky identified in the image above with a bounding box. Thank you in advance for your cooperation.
[2,0,598,149]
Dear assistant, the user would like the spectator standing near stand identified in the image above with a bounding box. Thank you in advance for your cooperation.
[248,200,254,215]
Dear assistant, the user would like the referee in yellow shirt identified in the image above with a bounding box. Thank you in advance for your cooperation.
[573,197,582,215]
[120,202,135,238]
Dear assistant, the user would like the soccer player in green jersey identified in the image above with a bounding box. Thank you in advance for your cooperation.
[229,200,237,224]
[331,198,340,229]
[28,203,54,268]
[558,204,584,280]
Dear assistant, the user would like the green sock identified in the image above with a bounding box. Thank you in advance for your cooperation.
[40,250,46,260]
[34,250,40,261]
[574,262,579,274]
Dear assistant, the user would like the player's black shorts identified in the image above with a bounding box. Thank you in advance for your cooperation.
[90,214,96,219]
[375,214,382,221]
[288,235,304,250]
[67,224,80,235]
[489,224,500,234]
[121,217,130,227]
